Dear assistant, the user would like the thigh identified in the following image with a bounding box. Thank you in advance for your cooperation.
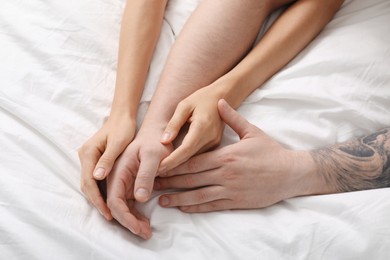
[158,0,279,88]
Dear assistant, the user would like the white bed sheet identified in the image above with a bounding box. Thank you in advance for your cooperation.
[1,0,390,259]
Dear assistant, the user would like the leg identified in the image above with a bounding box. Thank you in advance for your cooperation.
[108,0,297,211]
[143,0,295,125]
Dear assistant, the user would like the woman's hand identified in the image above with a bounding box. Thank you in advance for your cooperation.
[159,86,225,173]
[154,100,319,212]
[78,115,136,220]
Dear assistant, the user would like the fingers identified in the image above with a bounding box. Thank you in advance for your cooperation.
[79,149,112,220]
[134,150,161,203]
[159,150,220,177]
[106,164,152,240]
[82,177,112,220]
[159,122,203,173]
[161,102,192,144]
[107,197,151,240]
[155,170,217,190]
[218,99,255,139]
[93,139,128,180]
[179,200,234,213]
[158,186,226,208]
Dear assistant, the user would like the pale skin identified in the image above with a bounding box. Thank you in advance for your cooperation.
[159,0,346,171]
[156,100,390,213]
[79,0,275,221]
[105,0,290,239]
[78,0,168,220]
[76,0,390,243]
[101,0,346,240]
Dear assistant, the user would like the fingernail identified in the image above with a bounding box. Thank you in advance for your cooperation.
[160,196,170,206]
[135,188,149,199]
[94,167,105,179]
[161,132,171,142]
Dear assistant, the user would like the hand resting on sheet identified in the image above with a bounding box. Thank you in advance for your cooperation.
[156,100,390,213]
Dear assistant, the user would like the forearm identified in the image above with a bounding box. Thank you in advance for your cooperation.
[140,0,273,130]
[219,0,345,108]
[309,128,390,194]
[111,0,167,119]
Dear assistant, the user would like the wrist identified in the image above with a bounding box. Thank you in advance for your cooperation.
[210,75,245,109]
[110,98,138,119]
[211,69,258,109]
[107,108,136,125]
[288,150,330,198]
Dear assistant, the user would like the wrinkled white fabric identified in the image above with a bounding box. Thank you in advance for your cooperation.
[0,0,389,259]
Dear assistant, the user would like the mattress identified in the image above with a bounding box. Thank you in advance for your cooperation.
[1,0,389,259]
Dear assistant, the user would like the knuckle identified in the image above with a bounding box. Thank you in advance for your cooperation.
[78,145,89,157]
[137,172,156,186]
[106,197,117,210]
[221,169,238,181]
[219,152,237,164]
[79,145,97,159]
[177,100,190,111]
[98,154,115,167]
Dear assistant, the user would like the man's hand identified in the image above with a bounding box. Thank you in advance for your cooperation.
[106,143,151,240]
[155,100,320,212]
[106,127,173,239]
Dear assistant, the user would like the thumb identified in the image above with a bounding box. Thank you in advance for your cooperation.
[217,99,254,139]
[93,141,127,180]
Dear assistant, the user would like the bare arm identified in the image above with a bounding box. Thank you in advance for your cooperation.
[111,0,167,119]
[78,0,167,220]
[220,0,345,108]
[141,0,273,129]
[310,128,390,194]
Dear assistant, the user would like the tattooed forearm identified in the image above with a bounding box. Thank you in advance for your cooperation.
[310,128,390,193]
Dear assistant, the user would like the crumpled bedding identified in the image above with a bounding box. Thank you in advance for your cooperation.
[0,0,389,259]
